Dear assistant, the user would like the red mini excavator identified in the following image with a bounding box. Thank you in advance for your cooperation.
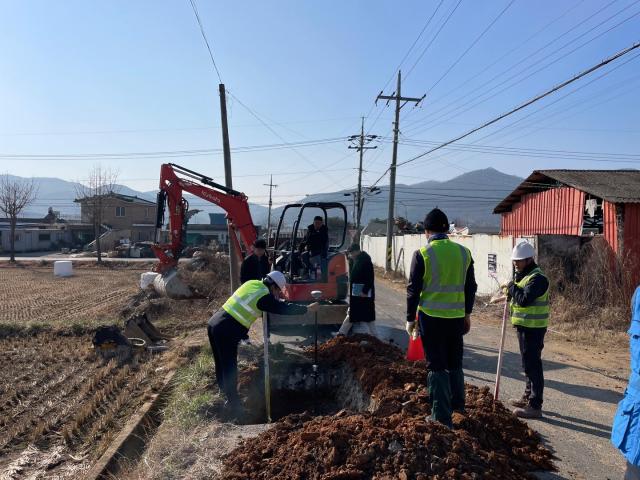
[151,162,257,273]
[150,163,349,325]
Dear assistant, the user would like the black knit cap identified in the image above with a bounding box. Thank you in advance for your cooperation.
[253,239,267,249]
[424,208,449,233]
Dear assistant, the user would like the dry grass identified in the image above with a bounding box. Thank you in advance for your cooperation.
[541,237,633,337]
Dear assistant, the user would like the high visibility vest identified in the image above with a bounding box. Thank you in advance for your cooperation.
[222,280,270,328]
[418,239,471,318]
[510,267,549,328]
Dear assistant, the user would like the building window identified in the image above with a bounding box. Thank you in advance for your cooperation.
[39,233,51,242]
[115,206,126,217]
[14,234,21,242]
[144,208,149,218]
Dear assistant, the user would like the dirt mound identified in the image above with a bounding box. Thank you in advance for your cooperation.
[221,335,554,479]
[177,250,230,300]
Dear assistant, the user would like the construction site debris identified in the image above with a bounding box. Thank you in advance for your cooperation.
[221,335,555,479]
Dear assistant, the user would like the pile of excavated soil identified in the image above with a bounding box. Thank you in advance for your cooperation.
[221,335,555,479]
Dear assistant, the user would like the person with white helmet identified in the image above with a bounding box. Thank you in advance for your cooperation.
[502,241,550,419]
[207,270,319,415]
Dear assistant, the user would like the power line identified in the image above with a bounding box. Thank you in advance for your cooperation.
[426,0,516,94]
[404,0,638,134]
[398,41,640,168]
[187,0,223,83]
[404,0,464,80]
[367,40,640,188]
[0,137,347,160]
[407,0,585,119]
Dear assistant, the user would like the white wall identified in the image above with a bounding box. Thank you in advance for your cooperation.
[362,233,518,295]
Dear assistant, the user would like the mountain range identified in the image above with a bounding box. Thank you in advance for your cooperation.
[10,168,521,229]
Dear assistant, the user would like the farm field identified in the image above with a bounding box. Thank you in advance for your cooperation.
[0,262,215,479]
[0,264,149,331]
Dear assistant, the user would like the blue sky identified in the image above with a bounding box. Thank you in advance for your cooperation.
[0,0,638,208]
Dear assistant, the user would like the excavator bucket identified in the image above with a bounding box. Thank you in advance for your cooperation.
[124,313,168,345]
[151,268,194,299]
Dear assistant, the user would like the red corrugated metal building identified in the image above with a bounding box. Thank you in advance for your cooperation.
[494,170,640,284]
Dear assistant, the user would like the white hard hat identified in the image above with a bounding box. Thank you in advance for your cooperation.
[265,270,287,290]
[511,242,535,260]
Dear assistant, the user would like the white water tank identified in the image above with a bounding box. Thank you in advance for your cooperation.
[54,261,73,277]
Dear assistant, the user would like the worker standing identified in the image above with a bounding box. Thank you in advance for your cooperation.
[503,241,549,419]
[240,239,270,283]
[406,208,477,428]
[336,243,377,337]
[612,285,640,479]
[207,271,319,414]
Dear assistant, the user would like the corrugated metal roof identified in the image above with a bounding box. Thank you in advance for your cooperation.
[494,170,640,213]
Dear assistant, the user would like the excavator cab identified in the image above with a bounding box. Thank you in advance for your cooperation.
[272,202,349,304]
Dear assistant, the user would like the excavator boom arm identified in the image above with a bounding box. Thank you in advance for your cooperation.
[152,163,256,272]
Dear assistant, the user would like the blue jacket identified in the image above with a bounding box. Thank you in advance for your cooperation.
[612,286,640,464]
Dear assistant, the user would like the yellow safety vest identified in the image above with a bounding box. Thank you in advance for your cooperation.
[510,267,549,328]
[418,239,471,318]
[222,280,270,328]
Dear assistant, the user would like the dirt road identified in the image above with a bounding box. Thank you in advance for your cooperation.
[374,279,627,480]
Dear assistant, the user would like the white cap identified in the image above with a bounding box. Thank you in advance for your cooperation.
[511,241,535,260]
[265,270,287,290]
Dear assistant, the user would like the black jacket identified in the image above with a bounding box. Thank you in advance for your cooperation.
[406,241,477,322]
[256,294,307,315]
[508,262,549,307]
[349,251,375,298]
[304,224,329,257]
[240,254,270,284]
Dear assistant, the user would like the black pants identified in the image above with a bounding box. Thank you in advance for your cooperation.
[516,326,546,410]
[418,313,466,423]
[207,310,249,404]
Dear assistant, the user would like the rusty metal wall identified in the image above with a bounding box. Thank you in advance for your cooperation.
[500,187,585,237]
[603,200,619,253]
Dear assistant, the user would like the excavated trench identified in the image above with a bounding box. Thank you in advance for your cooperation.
[240,359,372,425]
[98,335,557,479]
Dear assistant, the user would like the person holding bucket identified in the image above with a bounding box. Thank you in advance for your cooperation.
[406,208,477,428]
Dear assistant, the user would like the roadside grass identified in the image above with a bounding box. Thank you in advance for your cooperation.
[164,344,222,427]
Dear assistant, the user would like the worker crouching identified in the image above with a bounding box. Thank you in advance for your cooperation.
[207,271,319,415]
[406,208,477,428]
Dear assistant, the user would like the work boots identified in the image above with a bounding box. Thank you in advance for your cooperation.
[513,405,542,419]
[428,370,453,428]
[508,396,529,408]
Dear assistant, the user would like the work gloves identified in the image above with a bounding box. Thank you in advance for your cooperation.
[406,321,418,339]
[500,281,514,297]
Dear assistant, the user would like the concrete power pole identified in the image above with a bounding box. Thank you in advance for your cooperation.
[263,175,278,244]
[219,83,240,291]
[376,71,424,272]
[348,117,377,242]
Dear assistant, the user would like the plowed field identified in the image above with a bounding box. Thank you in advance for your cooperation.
[0,264,144,329]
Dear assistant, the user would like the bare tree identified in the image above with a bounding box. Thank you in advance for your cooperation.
[74,165,119,263]
[0,175,38,263]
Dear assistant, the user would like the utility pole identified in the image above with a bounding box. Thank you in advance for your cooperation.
[263,174,278,244]
[376,70,424,272]
[219,83,240,291]
[348,117,377,242]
